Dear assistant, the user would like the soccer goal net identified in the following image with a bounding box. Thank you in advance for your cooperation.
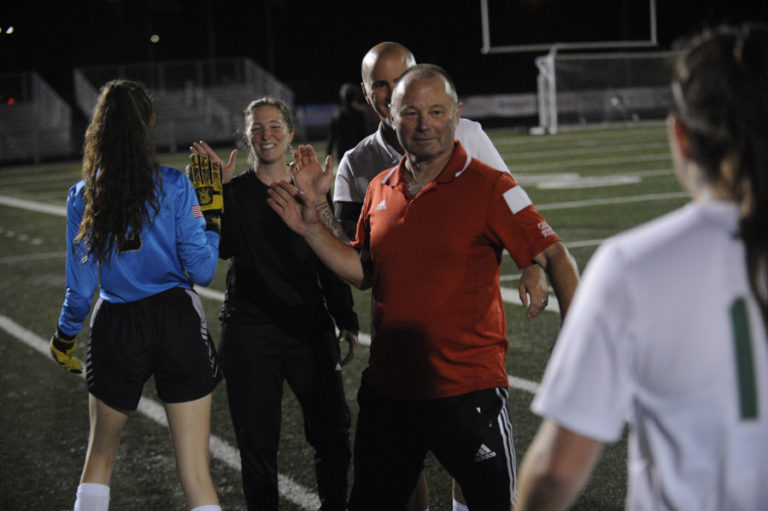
[535,50,678,134]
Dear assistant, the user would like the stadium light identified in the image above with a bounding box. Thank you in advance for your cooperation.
[6,26,14,35]
[150,34,160,43]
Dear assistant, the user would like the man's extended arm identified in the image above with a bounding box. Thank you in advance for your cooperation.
[519,264,549,321]
[531,242,579,320]
[316,201,353,243]
[267,180,369,289]
[290,144,356,243]
[334,201,363,241]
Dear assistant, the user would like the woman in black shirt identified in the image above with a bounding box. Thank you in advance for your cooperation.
[191,97,358,511]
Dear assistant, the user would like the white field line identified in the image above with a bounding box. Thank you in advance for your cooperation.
[498,235,602,283]
[489,123,666,147]
[506,153,670,172]
[500,141,669,161]
[513,167,672,187]
[0,173,81,186]
[0,251,67,264]
[0,195,67,216]
[537,191,687,211]
[0,313,320,510]
[500,287,560,315]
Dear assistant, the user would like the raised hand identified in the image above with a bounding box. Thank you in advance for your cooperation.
[190,140,238,184]
[289,144,333,203]
[187,153,224,233]
[267,180,320,236]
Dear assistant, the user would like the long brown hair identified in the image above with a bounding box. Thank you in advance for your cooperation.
[75,79,160,263]
[671,23,768,325]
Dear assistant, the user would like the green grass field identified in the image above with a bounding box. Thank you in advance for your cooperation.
[0,122,687,510]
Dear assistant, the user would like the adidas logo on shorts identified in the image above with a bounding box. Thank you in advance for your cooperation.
[474,443,497,462]
[376,199,387,210]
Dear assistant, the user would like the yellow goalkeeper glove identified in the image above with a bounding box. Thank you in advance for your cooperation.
[50,328,83,374]
[187,153,224,234]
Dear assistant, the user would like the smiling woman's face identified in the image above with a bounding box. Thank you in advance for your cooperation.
[246,105,294,165]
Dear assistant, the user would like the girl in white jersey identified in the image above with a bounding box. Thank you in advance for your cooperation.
[515,24,768,510]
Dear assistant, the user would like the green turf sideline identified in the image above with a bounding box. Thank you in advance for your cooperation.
[0,172,82,186]
[537,191,687,211]
[0,312,321,510]
[0,251,66,264]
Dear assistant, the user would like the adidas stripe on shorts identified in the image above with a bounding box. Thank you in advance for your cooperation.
[348,384,515,510]
[86,287,221,411]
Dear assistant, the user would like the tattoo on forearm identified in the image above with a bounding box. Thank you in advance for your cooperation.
[316,202,352,243]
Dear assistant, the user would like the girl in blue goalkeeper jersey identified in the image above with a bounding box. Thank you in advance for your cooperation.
[51,79,222,511]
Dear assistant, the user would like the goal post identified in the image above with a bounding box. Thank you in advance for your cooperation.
[480,0,658,55]
[478,0,670,133]
[535,49,677,133]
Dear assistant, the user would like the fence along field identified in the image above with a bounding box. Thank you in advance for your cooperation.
[0,124,683,510]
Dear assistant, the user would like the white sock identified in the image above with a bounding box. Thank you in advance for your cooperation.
[453,499,469,511]
[73,483,110,511]
[190,506,221,511]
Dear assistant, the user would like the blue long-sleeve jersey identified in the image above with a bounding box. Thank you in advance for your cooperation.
[57,165,219,337]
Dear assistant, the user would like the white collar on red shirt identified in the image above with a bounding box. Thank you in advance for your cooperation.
[381,142,471,187]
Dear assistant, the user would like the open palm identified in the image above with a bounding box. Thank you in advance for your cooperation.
[290,145,333,204]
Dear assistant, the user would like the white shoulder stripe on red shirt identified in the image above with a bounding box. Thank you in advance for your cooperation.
[503,185,532,214]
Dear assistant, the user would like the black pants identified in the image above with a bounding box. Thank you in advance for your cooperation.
[220,319,351,511]
[348,383,516,511]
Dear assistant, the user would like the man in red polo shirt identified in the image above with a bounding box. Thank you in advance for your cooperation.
[267,64,579,511]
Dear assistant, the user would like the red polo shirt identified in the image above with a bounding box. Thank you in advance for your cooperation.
[352,142,559,400]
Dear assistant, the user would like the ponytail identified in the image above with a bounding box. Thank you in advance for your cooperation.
[672,24,768,324]
[76,80,160,263]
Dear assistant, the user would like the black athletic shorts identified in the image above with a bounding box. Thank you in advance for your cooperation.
[86,287,222,411]
[348,383,516,511]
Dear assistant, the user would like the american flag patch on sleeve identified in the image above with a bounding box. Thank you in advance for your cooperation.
[192,205,203,218]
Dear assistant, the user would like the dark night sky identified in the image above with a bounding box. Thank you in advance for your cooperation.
[4,0,768,106]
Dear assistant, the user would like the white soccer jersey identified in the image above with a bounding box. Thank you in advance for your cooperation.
[333,118,510,204]
[532,200,768,510]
